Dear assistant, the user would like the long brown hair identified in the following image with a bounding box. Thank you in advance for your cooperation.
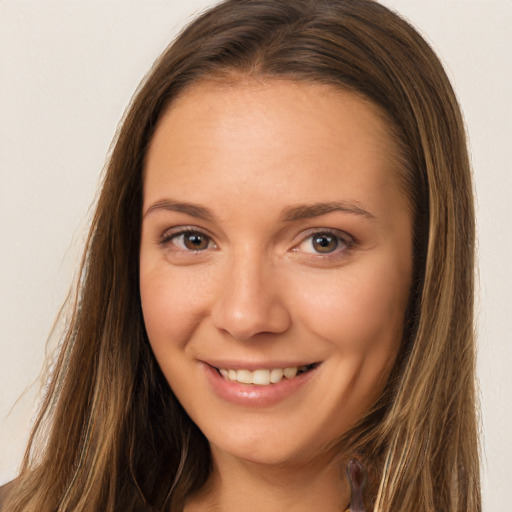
[5,1,479,511]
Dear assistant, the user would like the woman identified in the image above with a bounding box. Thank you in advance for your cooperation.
[1,0,480,510]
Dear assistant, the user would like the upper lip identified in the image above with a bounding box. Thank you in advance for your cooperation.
[202,360,320,370]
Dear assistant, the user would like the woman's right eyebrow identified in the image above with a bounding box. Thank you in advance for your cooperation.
[143,199,214,221]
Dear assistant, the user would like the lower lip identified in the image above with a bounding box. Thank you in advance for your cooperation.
[202,363,319,407]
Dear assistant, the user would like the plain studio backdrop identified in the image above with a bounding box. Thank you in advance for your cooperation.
[0,1,510,509]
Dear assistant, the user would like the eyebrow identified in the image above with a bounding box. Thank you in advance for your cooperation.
[143,199,375,222]
[281,201,376,222]
[143,200,214,221]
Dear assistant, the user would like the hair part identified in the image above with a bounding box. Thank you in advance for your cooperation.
[5,1,479,511]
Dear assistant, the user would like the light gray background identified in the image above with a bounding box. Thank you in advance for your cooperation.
[1,1,510,510]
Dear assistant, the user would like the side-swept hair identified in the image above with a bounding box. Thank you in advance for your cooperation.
[5,1,479,511]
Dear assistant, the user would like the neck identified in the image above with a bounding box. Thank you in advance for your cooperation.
[185,449,350,512]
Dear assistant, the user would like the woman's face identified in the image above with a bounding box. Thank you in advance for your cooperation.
[140,79,412,467]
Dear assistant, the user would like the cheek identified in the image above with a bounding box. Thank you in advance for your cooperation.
[139,265,208,354]
[293,260,410,354]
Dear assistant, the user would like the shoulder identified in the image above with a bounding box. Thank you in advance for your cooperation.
[0,480,16,510]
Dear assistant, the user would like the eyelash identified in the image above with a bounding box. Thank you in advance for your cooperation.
[159,226,354,259]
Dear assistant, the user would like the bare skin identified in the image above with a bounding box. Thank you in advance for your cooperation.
[186,452,350,512]
[140,79,412,512]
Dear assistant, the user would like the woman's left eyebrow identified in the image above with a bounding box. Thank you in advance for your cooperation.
[280,201,376,222]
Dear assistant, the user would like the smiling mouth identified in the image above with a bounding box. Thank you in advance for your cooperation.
[215,363,319,386]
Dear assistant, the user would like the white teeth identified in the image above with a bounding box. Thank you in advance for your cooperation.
[236,369,253,384]
[283,366,298,379]
[218,366,309,385]
[270,368,284,383]
[252,369,271,385]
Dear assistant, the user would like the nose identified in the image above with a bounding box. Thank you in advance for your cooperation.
[210,254,291,341]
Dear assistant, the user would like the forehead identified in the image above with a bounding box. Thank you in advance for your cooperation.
[143,79,409,222]
[152,78,397,160]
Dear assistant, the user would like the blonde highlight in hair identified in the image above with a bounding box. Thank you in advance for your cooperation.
[4,1,479,511]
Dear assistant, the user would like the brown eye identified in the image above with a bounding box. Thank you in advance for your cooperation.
[181,231,210,251]
[294,230,351,258]
[166,230,214,251]
[311,233,339,253]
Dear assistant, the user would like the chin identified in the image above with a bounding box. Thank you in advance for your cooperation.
[203,416,346,470]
